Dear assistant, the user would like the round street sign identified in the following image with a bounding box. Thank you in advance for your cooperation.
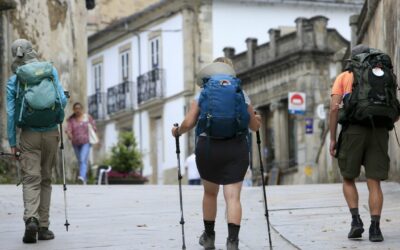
[288,92,306,114]
[316,104,326,120]
[290,94,304,105]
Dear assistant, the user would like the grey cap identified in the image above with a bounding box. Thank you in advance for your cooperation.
[196,62,236,87]
[351,44,369,57]
[11,39,38,73]
[11,39,34,57]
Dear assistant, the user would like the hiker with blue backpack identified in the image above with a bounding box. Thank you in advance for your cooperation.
[330,45,400,242]
[6,39,67,243]
[172,57,261,250]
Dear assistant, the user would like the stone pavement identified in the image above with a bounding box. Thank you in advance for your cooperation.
[0,182,399,250]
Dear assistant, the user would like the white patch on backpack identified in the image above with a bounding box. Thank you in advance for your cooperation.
[372,67,384,77]
[219,80,231,85]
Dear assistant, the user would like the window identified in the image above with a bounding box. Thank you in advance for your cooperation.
[93,63,103,93]
[120,50,130,81]
[149,37,160,69]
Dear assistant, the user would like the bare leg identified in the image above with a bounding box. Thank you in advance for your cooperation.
[366,179,383,216]
[202,180,220,221]
[343,178,358,209]
[223,182,243,224]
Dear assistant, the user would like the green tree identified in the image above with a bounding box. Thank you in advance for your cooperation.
[106,131,143,173]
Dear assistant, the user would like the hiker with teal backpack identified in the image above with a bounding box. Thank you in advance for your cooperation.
[330,45,400,242]
[172,57,261,250]
[6,39,67,244]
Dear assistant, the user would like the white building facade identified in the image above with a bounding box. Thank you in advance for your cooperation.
[87,0,362,184]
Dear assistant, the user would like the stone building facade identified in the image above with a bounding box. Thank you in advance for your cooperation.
[0,0,88,180]
[229,16,349,184]
[350,0,400,181]
[86,0,159,36]
[88,0,362,185]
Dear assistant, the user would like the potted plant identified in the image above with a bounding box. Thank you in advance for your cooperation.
[105,131,148,184]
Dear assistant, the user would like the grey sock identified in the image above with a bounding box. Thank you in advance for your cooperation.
[350,208,359,217]
[371,215,381,223]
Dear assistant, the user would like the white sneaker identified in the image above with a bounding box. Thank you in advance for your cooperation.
[77,176,86,185]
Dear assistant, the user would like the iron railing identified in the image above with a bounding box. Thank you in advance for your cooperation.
[107,81,135,115]
[88,92,107,120]
[137,68,164,105]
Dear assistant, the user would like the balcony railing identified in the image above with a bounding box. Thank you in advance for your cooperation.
[88,92,107,121]
[107,81,135,115]
[137,68,164,105]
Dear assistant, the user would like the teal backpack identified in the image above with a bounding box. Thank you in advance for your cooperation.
[15,61,65,128]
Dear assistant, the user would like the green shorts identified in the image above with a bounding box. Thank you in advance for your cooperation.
[337,124,390,180]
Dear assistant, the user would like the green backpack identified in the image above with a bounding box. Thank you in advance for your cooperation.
[15,61,65,128]
[339,49,400,130]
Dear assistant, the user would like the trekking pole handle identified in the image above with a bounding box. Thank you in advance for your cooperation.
[174,123,180,137]
[256,130,261,144]
[174,123,180,154]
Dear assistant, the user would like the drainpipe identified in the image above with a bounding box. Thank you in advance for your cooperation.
[132,31,143,174]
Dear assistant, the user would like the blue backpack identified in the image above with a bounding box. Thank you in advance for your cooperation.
[196,74,250,138]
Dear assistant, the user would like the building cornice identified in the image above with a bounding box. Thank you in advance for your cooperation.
[88,0,204,55]
[238,50,334,82]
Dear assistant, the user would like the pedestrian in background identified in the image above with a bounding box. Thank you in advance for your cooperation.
[6,39,67,243]
[330,44,400,242]
[172,57,261,250]
[185,153,201,185]
[66,102,97,184]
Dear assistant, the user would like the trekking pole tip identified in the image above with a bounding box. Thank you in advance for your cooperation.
[65,220,70,231]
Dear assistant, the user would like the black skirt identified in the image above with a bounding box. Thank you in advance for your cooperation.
[195,136,249,185]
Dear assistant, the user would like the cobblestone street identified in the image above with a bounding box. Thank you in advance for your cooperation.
[0,182,399,250]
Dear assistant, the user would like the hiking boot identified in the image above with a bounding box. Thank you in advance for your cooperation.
[199,231,215,249]
[226,238,239,250]
[22,217,38,244]
[348,216,364,239]
[369,221,384,242]
[38,227,55,240]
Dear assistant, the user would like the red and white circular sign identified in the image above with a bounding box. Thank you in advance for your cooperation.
[288,92,306,114]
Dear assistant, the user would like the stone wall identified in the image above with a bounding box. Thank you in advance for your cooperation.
[231,16,348,185]
[353,0,400,181]
[0,0,87,181]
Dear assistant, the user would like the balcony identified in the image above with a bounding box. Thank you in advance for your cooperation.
[107,81,135,115]
[88,92,107,121]
[137,68,164,105]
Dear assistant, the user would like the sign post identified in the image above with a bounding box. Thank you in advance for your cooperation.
[288,92,306,115]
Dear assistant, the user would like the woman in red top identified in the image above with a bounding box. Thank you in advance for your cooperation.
[66,103,97,184]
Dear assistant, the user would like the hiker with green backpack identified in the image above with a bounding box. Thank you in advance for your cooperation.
[172,57,261,250]
[329,44,400,242]
[6,39,67,244]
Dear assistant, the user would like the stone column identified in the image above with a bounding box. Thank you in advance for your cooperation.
[295,17,307,49]
[223,47,235,59]
[349,14,359,48]
[311,16,328,50]
[245,38,257,67]
[268,28,280,59]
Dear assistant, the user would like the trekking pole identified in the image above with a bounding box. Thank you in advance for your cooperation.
[256,130,273,249]
[0,151,21,186]
[173,123,186,250]
[59,124,70,231]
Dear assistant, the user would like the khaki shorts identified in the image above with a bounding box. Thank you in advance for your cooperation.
[338,124,390,180]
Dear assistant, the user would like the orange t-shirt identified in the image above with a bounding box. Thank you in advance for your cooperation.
[331,71,354,96]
